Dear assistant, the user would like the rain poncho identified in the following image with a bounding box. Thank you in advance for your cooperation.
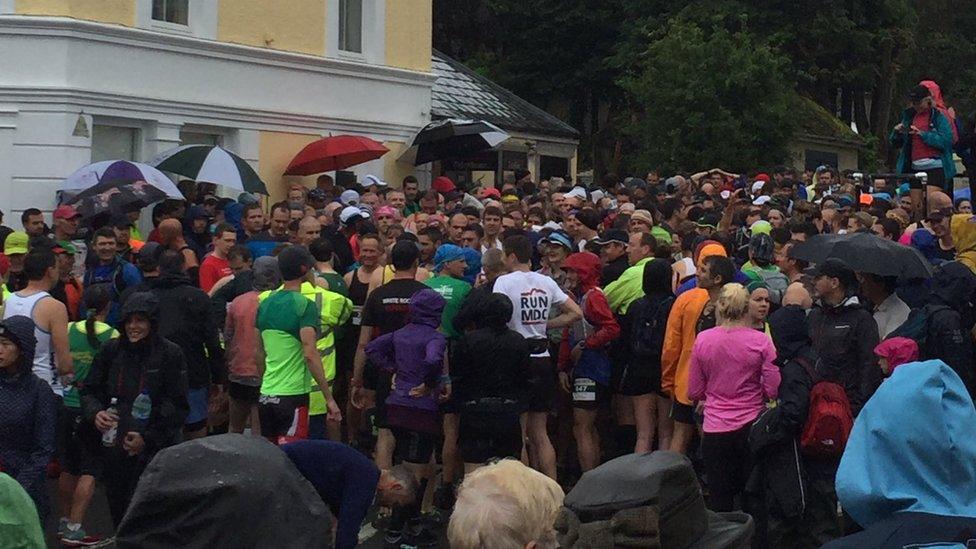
[829,360,976,547]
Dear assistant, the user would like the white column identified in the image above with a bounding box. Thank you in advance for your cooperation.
[146,121,183,160]
[0,106,17,221]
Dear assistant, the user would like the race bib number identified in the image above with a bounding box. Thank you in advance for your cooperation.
[573,377,597,402]
[351,306,363,326]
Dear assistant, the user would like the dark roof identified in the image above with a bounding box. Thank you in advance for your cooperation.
[431,50,579,140]
[794,96,865,147]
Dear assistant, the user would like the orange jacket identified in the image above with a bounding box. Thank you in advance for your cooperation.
[661,287,710,404]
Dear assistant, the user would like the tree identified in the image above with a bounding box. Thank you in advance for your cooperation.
[618,20,796,173]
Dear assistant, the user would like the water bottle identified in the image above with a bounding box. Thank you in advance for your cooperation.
[131,390,152,431]
[102,398,119,447]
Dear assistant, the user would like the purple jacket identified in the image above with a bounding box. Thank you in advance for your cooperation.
[365,289,447,412]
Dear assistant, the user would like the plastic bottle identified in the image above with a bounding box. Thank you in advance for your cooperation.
[131,390,152,431]
[102,398,119,447]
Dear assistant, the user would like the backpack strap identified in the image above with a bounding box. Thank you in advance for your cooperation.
[794,356,819,384]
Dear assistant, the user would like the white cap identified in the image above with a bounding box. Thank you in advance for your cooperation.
[340,189,360,206]
[565,186,587,200]
[340,206,369,225]
[363,174,387,188]
[590,189,605,203]
[752,195,772,206]
[751,181,766,195]
[542,221,562,231]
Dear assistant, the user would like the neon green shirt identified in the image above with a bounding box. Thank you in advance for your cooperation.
[256,290,319,396]
[425,275,471,339]
[63,321,118,409]
[605,257,653,314]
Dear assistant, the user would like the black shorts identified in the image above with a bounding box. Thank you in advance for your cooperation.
[58,406,103,478]
[526,356,557,413]
[909,167,948,192]
[458,409,522,464]
[258,394,309,439]
[228,381,260,404]
[571,377,611,410]
[373,369,393,429]
[670,399,696,426]
[613,358,662,397]
[391,426,437,464]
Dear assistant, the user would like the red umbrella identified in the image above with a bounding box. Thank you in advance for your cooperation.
[284,135,389,176]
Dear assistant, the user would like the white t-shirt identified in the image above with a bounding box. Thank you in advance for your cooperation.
[493,270,568,357]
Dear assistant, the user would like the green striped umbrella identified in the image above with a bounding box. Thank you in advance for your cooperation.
[150,145,268,194]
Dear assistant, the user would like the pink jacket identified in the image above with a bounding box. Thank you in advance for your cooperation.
[688,326,780,433]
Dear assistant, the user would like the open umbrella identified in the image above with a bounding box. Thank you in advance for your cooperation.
[401,118,509,165]
[66,179,168,219]
[284,135,389,175]
[150,145,268,194]
[792,232,934,278]
[61,160,183,201]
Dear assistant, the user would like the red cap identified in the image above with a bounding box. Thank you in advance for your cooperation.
[754,173,770,183]
[432,176,456,193]
[53,205,81,220]
[482,187,501,199]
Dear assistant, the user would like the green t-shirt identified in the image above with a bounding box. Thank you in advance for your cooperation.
[63,321,118,409]
[425,275,472,339]
[316,271,348,297]
[256,290,320,396]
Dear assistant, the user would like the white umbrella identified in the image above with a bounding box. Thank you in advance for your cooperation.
[61,160,183,199]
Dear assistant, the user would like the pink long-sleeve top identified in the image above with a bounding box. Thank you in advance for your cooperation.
[687,326,781,433]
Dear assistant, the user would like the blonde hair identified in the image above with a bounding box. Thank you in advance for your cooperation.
[716,283,750,323]
[448,460,565,549]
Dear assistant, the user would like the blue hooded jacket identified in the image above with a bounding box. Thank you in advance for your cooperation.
[836,360,976,529]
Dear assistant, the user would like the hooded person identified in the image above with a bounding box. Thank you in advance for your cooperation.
[674,241,749,296]
[742,234,789,306]
[890,82,956,205]
[81,292,190,525]
[0,315,56,521]
[0,472,46,548]
[824,360,976,548]
[559,252,621,472]
[950,213,976,274]
[873,337,919,377]
[364,289,447,542]
[910,228,944,265]
[451,293,532,467]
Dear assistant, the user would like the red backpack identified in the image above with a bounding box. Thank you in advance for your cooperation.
[800,381,854,457]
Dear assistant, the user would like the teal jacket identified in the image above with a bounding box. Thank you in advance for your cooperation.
[836,360,976,528]
[889,107,956,180]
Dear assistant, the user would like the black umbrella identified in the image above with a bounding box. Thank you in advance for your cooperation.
[403,118,509,165]
[792,232,934,278]
[65,179,167,219]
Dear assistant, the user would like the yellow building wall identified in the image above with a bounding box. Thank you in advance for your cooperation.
[259,131,322,203]
[385,0,431,72]
[16,0,135,26]
[382,141,415,187]
[218,0,326,56]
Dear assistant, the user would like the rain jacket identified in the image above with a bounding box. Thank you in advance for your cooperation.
[890,86,956,181]
[950,213,976,274]
[560,253,620,386]
[150,273,224,389]
[605,257,653,314]
[922,262,976,397]
[807,295,880,414]
[873,337,919,375]
[452,293,531,410]
[0,316,55,519]
[825,360,976,548]
[81,293,190,456]
[365,289,446,413]
[662,288,710,404]
[0,472,45,549]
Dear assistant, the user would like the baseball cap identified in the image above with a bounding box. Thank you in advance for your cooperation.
[363,174,388,188]
[751,181,766,195]
[696,211,722,229]
[4,231,28,255]
[752,195,772,206]
[52,240,77,255]
[750,219,772,235]
[187,205,209,220]
[252,256,282,291]
[542,230,573,251]
[432,176,456,194]
[277,245,315,281]
[836,194,855,210]
[137,241,162,262]
[651,226,673,245]
[53,205,81,220]
[565,186,588,201]
[593,229,629,246]
[237,192,259,206]
[339,206,369,225]
[482,187,501,200]
[339,189,360,206]
[590,189,606,204]
[809,257,856,287]
[907,84,931,102]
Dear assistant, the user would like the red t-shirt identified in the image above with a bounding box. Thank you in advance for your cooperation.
[199,254,231,293]
[911,110,942,162]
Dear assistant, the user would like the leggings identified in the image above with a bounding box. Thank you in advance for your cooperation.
[701,423,753,512]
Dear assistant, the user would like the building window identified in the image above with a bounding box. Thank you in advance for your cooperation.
[152,0,188,25]
[804,149,839,171]
[179,131,221,147]
[91,125,139,162]
[338,0,363,53]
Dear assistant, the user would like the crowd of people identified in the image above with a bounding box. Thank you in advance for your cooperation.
[2,79,976,548]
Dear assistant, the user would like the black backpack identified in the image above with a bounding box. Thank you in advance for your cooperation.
[886,304,951,356]
[629,296,674,358]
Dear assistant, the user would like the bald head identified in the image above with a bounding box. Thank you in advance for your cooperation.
[929,191,952,212]
[298,216,322,246]
[158,218,182,245]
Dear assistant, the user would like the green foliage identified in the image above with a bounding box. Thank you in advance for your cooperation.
[618,21,796,173]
